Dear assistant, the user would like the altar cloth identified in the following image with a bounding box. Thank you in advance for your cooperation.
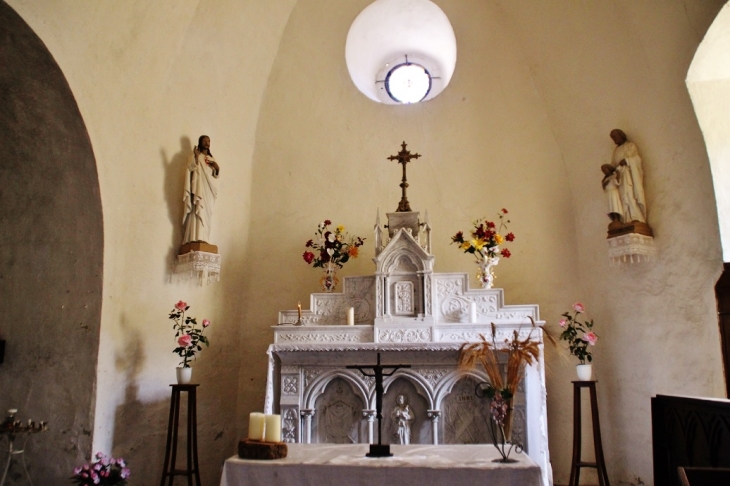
[220,443,543,486]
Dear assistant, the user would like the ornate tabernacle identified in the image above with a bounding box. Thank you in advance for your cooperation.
[264,148,551,485]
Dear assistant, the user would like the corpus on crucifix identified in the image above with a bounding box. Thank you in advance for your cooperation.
[388,141,421,212]
[347,353,411,457]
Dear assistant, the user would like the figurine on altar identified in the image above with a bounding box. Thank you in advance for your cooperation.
[392,394,414,445]
[182,135,220,246]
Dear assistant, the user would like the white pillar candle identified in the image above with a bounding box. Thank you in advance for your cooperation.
[264,414,281,442]
[347,307,355,325]
[470,302,477,323]
[248,412,266,441]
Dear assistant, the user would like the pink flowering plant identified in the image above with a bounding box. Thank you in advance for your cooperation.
[169,301,210,368]
[559,303,598,364]
[71,452,129,486]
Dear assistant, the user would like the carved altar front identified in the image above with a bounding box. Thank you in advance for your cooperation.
[264,209,552,486]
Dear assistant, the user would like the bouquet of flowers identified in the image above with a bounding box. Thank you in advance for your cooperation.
[451,208,515,261]
[71,452,130,486]
[169,301,210,368]
[302,220,365,269]
[559,303,598,364]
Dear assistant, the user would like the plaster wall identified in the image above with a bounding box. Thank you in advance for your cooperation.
[497,1,726,483]
[0,4,102,482]
[5,0,297,483]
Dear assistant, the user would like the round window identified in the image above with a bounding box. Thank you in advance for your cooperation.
[385,63,432,104]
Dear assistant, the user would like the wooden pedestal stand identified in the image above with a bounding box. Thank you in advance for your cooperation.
[569,381,610,486]
[160,384,200,486]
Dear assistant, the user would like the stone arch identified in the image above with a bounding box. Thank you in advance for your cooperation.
[0,2,103,481]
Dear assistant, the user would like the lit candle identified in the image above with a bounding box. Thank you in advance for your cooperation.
[248,412,266,441]
[347,307,355,325]
[470,302,477,323]
[264,414,281,442]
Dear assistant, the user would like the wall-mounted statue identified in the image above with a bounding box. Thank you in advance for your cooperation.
[602,129,652,238]
[182,135,220,248]
[392,394,414,445]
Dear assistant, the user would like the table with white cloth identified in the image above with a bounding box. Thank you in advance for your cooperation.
[220,443,543,486]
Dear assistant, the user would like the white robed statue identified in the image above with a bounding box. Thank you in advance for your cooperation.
[182,135,220,245]
[392,394,414,445]
[608,129,646,224]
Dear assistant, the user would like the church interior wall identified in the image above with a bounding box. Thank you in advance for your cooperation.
[1,0,727,484]
[0,3,103,481]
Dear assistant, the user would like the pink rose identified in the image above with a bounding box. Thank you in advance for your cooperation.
[174,300,187,311]
[202,319,210,328]
[177,334,192,347]
[582,331,598,345]
[573,302,585,313]
[559,319,567,327]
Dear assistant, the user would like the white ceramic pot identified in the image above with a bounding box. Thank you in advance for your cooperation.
[576,364,593,381]
[176,367,192,384]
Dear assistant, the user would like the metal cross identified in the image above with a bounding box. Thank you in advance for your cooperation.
[387,141,421,212]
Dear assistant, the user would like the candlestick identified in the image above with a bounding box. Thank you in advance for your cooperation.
[264,414,281,442]
[347,307,355,325]
[470,302,477,323]
[248,412,266,441]
[295,301,304,326]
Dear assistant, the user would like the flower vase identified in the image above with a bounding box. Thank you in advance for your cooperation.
[477,256,500,289]
[176,367,192,384]
[576,364,593,381]
[320,263,339,292]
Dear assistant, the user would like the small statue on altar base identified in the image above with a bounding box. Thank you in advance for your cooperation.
[392,394,414,445]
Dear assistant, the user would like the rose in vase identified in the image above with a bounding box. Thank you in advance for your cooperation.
[558,302,598,364]
[169,301,210,368]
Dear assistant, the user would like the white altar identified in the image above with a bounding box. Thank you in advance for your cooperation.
[264,209,552,486]
[221,444,542,486]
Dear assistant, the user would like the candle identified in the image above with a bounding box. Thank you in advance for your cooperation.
[248,412,266,441]
[347,307,355,325]
[297,301,302,320]
[264,414,281,442]
[470,302,477,323]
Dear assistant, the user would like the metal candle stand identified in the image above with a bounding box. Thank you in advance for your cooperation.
[0,410,48,486]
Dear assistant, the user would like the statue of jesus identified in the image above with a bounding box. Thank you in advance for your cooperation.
[182,135,220,245]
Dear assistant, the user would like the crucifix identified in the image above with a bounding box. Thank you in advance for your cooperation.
[347,353,411,457]
[387,141,421,212]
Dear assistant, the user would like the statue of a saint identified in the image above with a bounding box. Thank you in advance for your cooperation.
[604,129,647,225]
[392,394,414,445]
[182,135,220,245]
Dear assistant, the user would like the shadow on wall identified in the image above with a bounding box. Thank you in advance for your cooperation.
[162,136,193,277]
[112,314,169,484]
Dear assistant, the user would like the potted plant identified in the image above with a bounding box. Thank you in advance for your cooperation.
[169,301,210,384]
[558,302,599,380]
[71,452,129,486]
